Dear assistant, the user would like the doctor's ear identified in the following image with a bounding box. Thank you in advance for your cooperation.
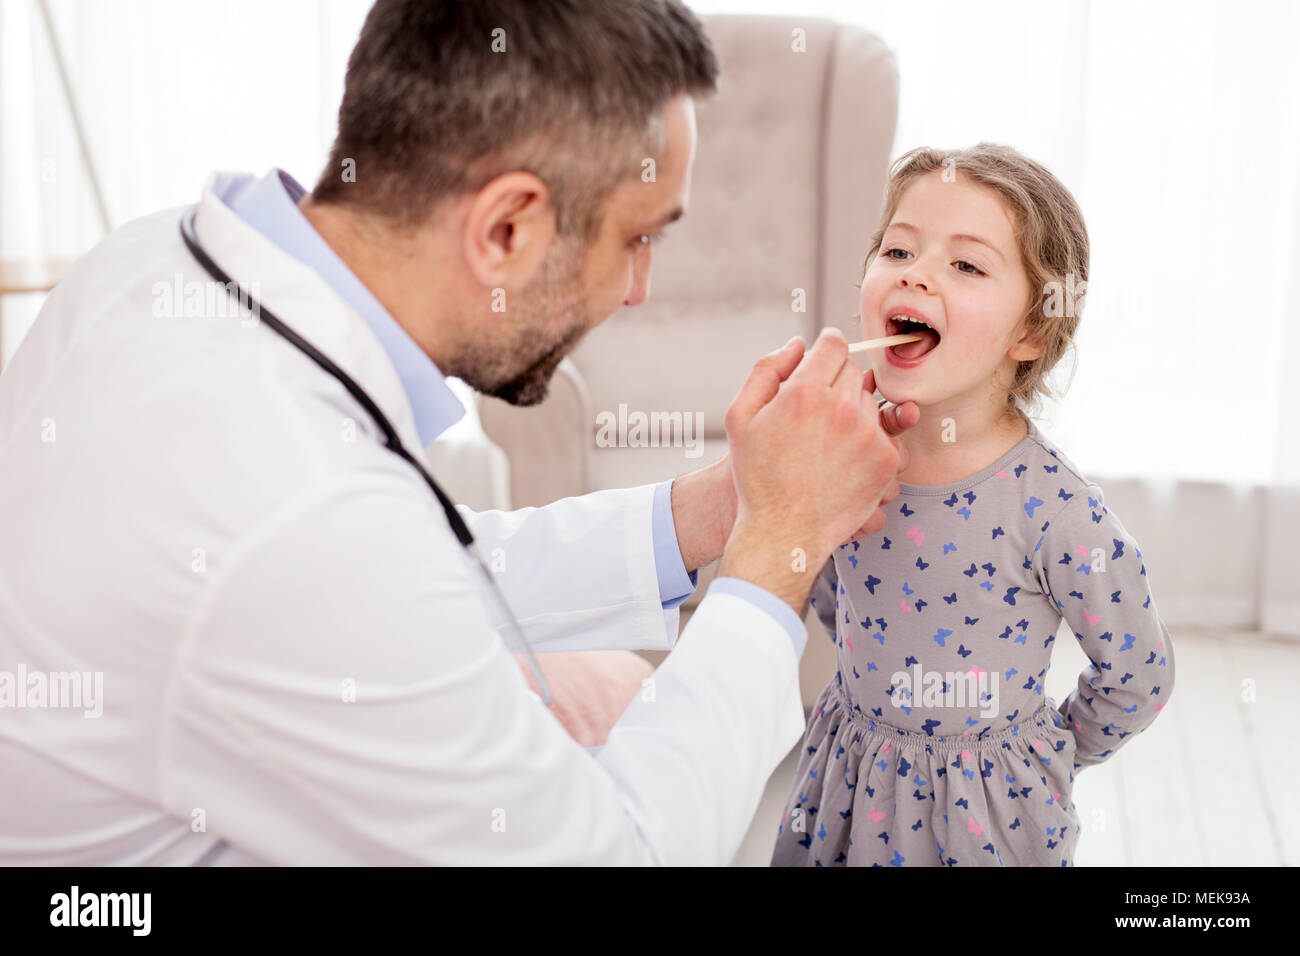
[461,171,556,290]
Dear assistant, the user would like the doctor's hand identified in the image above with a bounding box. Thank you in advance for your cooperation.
[716,329,917,614]
[848,376,919,542]
[668,354,916,573]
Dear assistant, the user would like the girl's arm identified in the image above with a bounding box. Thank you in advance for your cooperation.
[1033,484,1176,770]
[807,555,841,644]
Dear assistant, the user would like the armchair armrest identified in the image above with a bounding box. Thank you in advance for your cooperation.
[479,357,594,508]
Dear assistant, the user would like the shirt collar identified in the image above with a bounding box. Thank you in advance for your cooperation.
[223,168,465,446]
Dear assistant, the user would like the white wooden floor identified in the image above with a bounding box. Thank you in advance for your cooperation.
[730,625,1300,866]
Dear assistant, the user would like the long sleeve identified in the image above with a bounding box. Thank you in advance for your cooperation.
[807,555,840,644]
[1033,483,1175,769]
[460,481,808,661]
[167,478,805,864]
[651,479,699,608]
[456,483,681,653]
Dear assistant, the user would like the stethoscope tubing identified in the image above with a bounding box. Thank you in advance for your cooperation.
[179,207,555,709]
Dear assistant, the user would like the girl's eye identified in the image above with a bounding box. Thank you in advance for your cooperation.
[883,247,984,275]
[634,231,667,249]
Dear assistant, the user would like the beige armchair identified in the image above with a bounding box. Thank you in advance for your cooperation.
[480,14,900,729]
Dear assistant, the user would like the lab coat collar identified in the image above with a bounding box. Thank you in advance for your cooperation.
[224,169,467,447]
[192,174,426,457]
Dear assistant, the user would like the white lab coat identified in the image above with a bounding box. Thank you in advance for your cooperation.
[0,177,806,865]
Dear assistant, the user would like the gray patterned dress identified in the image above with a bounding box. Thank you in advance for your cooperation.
[769,421,1175,866]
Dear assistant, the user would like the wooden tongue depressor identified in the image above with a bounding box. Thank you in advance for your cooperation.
[847,333,924,354]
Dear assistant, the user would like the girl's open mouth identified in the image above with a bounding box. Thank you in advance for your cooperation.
[886,316,941,363]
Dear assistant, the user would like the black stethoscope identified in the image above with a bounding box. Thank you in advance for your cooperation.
[180,207,555,709]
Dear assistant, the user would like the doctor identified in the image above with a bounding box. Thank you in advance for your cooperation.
[0,0,916,865]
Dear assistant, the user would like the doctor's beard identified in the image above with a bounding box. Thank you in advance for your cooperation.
[451,239,594,407]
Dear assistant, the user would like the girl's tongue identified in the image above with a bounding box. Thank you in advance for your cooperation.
[892,328,940,359]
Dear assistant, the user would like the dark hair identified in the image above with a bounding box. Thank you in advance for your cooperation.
[312,0,719,237]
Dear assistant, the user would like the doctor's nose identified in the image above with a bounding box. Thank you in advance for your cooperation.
[625,243,652,307]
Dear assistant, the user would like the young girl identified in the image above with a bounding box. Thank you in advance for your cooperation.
[769,144,1175,867]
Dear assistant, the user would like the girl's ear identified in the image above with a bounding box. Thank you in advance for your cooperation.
[1008,318,1046,362]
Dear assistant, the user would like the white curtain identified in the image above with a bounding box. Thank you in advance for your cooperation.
[1,0,491,438]
[3,0,1298,630]
[692,0,1300,636]
[1,0,372,361]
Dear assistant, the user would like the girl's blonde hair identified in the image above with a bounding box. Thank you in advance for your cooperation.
[863,143,1089,422]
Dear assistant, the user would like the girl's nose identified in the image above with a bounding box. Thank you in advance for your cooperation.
[899,269,930,292]
[898,253,936,292]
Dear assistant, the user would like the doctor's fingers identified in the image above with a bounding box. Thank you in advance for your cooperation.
[862,367,920,439]
[878,473,902,506]
[846,504,891,544]
[787,326,851,390]
[877,399,920,439]
[891,434,911,476]
[853,469,901,541]
[724,336,806,435]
